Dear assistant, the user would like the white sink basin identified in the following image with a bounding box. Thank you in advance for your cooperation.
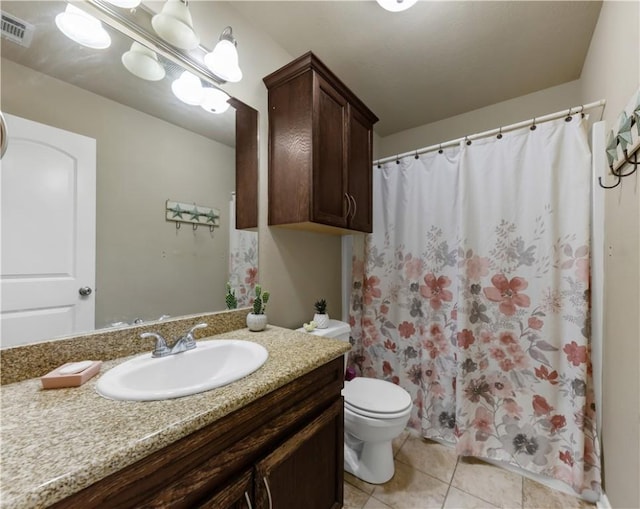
[96,339,268,401]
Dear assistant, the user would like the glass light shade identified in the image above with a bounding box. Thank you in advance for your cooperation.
[55,4,111,49]
[204,39,242,83]
[105,0,141,7]
[375,0,418,12]
[200,88,230,114]
[122,42,165,81]
[171,71,203,105]
[151,0,199,50]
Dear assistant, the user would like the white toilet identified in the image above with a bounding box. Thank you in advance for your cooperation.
[298,319,412,484]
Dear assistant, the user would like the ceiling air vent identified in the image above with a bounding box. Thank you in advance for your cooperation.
[1,11,35,48]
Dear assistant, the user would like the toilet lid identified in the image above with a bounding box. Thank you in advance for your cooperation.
[342,378,412,415]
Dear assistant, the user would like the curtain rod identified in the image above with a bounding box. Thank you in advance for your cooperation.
[373,99,607,166]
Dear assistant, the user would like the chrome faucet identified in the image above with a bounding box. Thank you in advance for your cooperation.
[141,323,208,358]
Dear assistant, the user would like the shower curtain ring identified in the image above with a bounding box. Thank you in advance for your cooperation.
[414,151,419,159]
[438,144,443,154]
[396,155,400,164]
[580,105,585,118]
[175,222,181,230]
[497,127,503,139]
[193,223,198,231]
[565,108,573,122]
[530,118,537,131]
[465,136,472,146]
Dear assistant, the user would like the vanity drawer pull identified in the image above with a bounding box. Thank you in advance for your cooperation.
[263,476,273,509]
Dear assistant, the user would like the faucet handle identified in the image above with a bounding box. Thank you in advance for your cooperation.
[181,323,208,348]
[187,323,208,335]
[141,332,171,357]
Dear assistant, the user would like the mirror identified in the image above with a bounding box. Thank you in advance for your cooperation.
[0,1,258,347]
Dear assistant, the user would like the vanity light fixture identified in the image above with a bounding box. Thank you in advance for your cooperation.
[55,3,111,49]
[151,0,199,50]
[375,0,418,12]
[121,42,166,81]
[104,0,142,8]
[201,87,231,114]
[204,26,243,83]
[171,70,204,105]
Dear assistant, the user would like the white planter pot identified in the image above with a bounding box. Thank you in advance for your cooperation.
[313,313,330,329]
[246,313,268,332]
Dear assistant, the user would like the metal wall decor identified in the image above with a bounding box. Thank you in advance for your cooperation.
[599,86,640,189]
[166,200,220,231]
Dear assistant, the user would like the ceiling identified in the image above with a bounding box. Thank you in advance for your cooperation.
[229,1,602,137]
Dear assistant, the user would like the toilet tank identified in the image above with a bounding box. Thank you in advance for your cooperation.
[297,319,351,341]
[296,320,351,374]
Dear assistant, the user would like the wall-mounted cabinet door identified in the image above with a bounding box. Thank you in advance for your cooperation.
[347,105,374,233]
[313,74,349,229]
[254,400,344,509]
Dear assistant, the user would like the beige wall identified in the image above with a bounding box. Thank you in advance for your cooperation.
[1,59,235,328]
[580,2,640,507]
[187,3,343,329]
[379,79,582,158]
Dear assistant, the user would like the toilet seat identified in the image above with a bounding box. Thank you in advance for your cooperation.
[342,378,412,419]
[344,401,412,420]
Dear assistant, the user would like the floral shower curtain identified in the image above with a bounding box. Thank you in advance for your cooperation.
[349,117,601,496]
[228,194,258,307]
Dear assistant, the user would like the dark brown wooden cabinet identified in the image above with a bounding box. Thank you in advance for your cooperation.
[50,357,344,509]
[231,99,259,230]
[264,52,378,234]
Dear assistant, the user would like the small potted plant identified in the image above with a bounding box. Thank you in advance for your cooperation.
[246,284,270,332]
[313,298,330,329]
[225,282,238,310]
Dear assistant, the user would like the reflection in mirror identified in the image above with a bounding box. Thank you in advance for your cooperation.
[0,1,258,347]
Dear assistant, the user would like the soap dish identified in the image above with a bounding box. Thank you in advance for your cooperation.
[41,361,103,389]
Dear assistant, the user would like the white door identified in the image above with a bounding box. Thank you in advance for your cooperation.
[1,113,96,347]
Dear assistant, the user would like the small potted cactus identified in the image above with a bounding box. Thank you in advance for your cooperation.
[225,282,238,310]
[246,284,270,332]
[313,298,330,329]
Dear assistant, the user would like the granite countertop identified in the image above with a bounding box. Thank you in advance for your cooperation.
[0,326,350,509]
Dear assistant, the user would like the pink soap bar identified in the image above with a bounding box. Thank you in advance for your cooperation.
[40,361,102,389]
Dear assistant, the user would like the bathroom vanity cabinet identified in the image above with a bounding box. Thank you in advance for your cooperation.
[264,52,378,234]
[49,357,344,509]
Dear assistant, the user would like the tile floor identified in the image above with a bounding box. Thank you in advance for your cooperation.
[343,430,595,509]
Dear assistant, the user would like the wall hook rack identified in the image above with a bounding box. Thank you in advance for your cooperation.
[598,174,622,189]
[601,86,640,189]
[166,200,220,229]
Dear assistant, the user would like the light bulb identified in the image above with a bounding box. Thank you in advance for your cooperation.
[122,42,165,81]
[152,0,199,50]
[55,3,111,49]
[201,88,230,114]
[375,0,418,12]
[204,27,242,83]
[171,71,203,105]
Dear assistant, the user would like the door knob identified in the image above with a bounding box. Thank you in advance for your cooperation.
[79,286,93,296]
